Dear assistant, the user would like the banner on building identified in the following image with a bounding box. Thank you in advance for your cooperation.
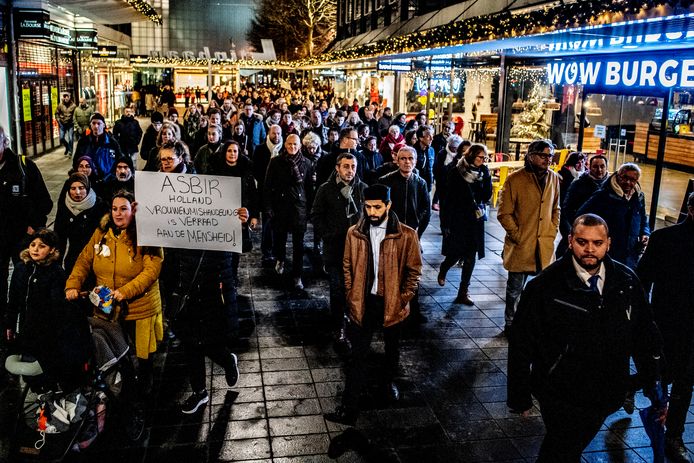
[135,171,243,253]
[22,88,32,121]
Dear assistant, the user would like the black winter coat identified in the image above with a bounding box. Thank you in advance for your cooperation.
[208,154,259,252]
[264,152,315,231]
[637,218,694,383]
[378,170,431,236]
[310,172,366,266]
[577,175,650,269]
[54,190,108,274]
[112,116,143,155]
[7,250,90,389]
[140,125,158,162]
[0,148,53,256]
[440,165,492,259]
[561,173,607,237]
[252,142,275,211]
[171,249,237,346]
[6,251,66,354]
[507,255,661,413]
[73,133,123,180]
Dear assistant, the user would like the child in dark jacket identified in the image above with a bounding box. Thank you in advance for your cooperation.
[4,229,89,387]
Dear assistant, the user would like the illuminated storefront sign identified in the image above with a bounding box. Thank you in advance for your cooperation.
[378,59,412,72]
[14,9,97,49]
[546,55,694,92]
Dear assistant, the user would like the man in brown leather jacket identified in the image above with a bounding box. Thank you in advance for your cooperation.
[325,184,422,426]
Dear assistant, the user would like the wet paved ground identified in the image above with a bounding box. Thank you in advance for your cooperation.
[1,142,693,462]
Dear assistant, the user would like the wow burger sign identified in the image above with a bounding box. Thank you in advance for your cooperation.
[546,54,694,93]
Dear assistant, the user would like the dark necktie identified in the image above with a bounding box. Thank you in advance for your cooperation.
[588,274,600,293]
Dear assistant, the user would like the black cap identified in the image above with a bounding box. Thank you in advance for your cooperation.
[364,184,390,202]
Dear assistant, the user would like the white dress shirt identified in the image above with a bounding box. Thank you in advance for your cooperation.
[369,221,387,295]
[572,256,606,295]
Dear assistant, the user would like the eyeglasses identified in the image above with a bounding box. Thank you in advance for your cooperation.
[619,174,639,183]
[531,152,554,160]
[160,157,176,162]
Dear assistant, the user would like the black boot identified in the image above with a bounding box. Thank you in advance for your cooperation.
[453,286,474,306]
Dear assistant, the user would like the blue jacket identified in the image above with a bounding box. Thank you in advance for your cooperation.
[240,114,267,154]
[74,132,123,180]
[414,143,435,190]
[577,174,650,269]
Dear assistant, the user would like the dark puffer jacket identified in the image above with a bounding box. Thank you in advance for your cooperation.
[7,249,90,389]
[6,250,66,352]
[507,255,661,413]
[577,174,650,269]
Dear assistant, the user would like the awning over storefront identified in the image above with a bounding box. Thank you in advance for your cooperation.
[47,0,162,25]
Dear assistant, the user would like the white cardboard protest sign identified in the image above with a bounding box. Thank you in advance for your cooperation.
[135,171,242,253]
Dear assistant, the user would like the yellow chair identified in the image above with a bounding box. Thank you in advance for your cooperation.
[552,149,570,172]
[491,166,509,208]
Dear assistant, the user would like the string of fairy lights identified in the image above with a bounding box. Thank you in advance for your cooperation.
[124,0,162,25]
[134,0,688,67]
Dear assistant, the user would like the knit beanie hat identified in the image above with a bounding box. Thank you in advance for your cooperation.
[151,112,164,123]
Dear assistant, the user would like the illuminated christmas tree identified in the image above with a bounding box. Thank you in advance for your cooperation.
[510,85,550,139]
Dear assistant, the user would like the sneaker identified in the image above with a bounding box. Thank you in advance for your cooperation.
[275,260,285,275]
[225,353,239,388]
[180,389,209,414]
[294,277,304,290]
[665,436,693,463]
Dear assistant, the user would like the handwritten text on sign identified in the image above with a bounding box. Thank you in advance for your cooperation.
[135,171,242,252]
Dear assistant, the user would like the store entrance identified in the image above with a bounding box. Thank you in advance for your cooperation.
[578,90,694,225]
[578,92,664,170]
[21,78,60,157]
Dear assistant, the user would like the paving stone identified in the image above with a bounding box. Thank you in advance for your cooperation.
[271,433,331,457]
[216,438,272,461]
[266,398,322,417]
[262,370,314,385]
[269,415,328,436]
[222,419,269,440]
[264,384,318,401]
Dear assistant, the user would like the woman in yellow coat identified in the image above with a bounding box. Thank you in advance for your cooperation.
[66,189,163,394]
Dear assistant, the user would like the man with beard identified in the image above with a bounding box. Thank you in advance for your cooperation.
[73,113,123,180]
[253,124,283,265]
[113,105,143,162]
[264,134,315,290]
[324,184,422,425]
[311,153,366,348]
[414,125,435,190]
[316,128,365,186]
[507,213,664,463]
[102,156,135,200]
[498,139,560,335]
[377,107,393,138]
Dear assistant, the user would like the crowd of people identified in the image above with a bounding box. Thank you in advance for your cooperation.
[1,82,694,463]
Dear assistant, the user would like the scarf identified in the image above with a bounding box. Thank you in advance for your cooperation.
[609,173,640,201]
[384,132,404,148]
[444,145,457,166]
[65,188,97,216]
[458,163,483,184]
[285,152,305,184]
[267,137,282,157]
[337,177,359,219]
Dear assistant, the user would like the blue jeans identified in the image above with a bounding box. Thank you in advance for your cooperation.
[59,123,74,155]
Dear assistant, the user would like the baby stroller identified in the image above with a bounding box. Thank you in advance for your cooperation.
[4,300,140,462]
